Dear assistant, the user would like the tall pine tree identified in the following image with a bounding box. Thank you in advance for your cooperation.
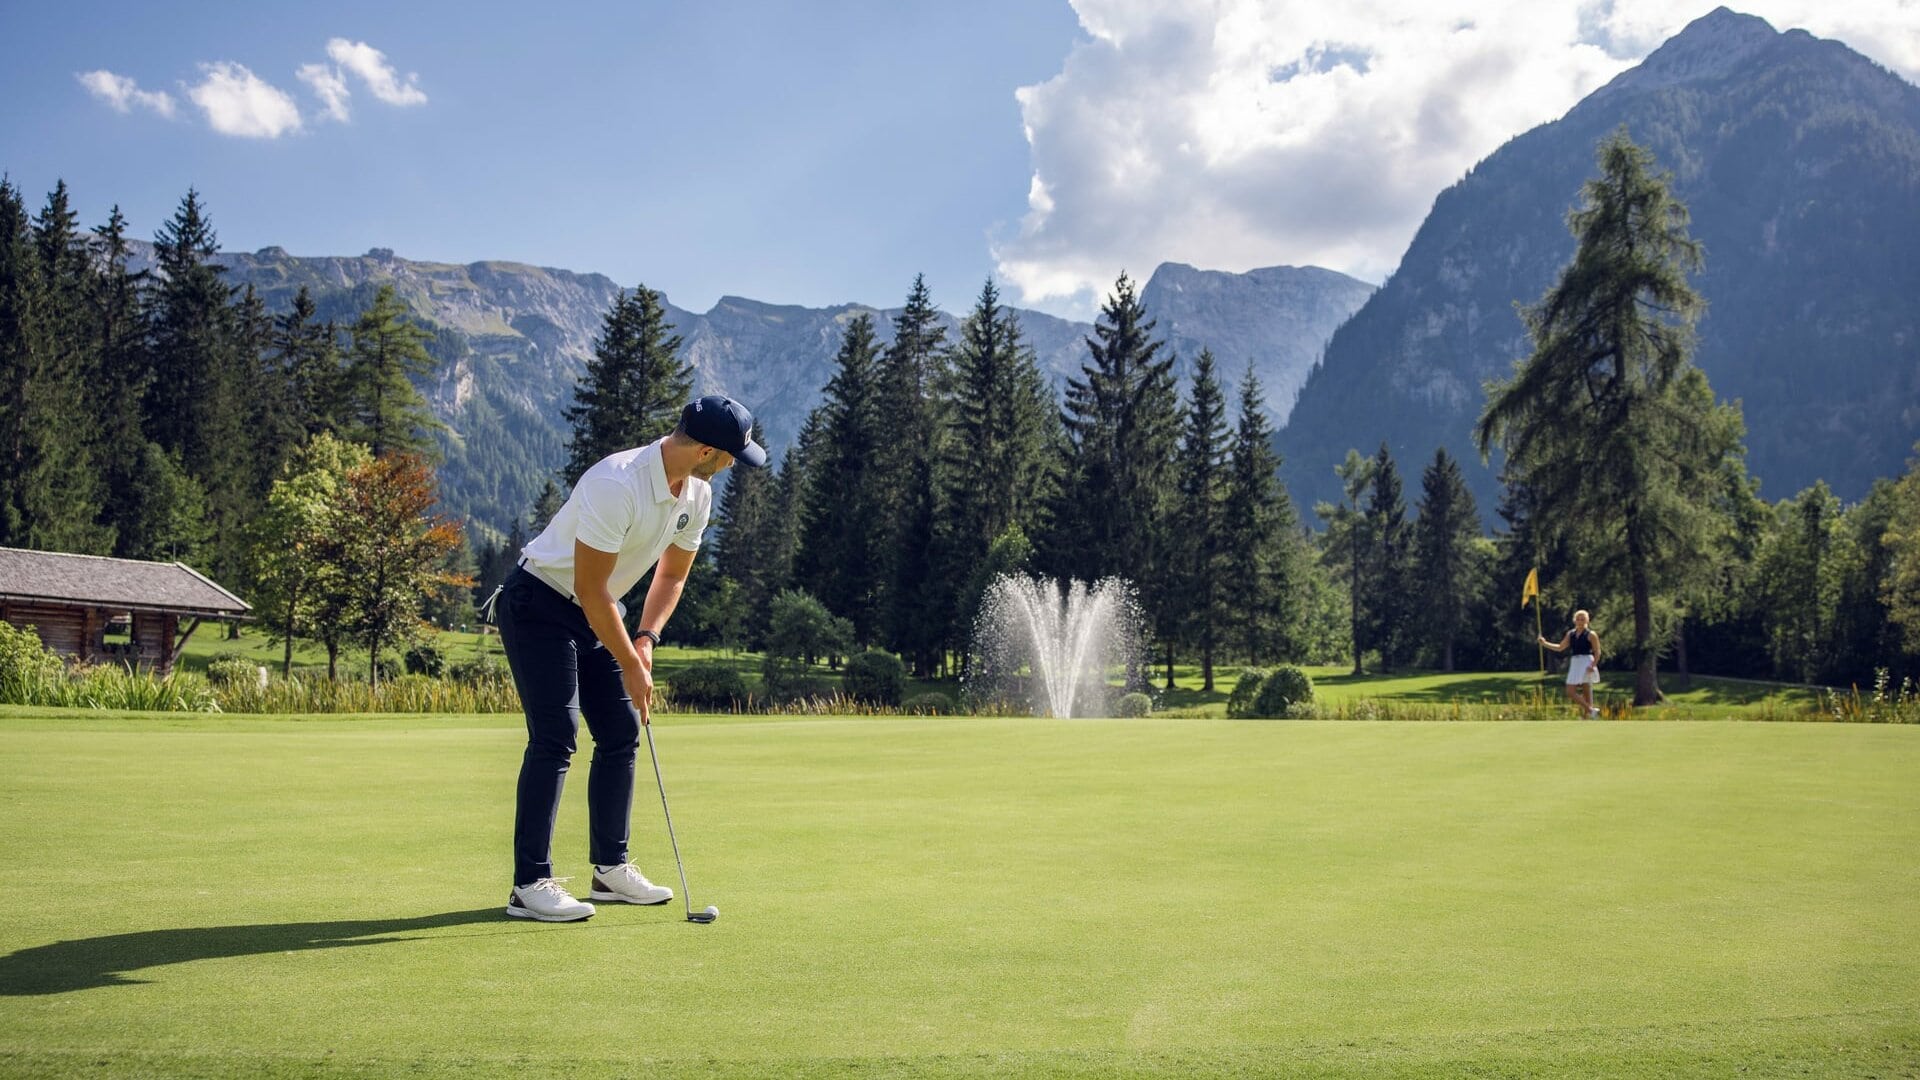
[341,283,442,458]
[875,276,947,674]
[1362,442,1414,671]
[561,285,690,483]
[1477,130,1748,704]
[1414,447,1481,672]
[792,313,887,642]
[1173,349,1231,689]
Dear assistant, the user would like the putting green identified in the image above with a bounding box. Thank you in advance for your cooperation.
[1,712,1915,1078]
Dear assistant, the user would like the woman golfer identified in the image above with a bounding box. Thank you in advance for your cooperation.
[1540,610,1602,718]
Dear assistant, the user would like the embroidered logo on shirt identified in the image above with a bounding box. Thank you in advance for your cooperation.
[677,513,690,531]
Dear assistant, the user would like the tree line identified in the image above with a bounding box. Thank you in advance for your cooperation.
[0,180,466,682]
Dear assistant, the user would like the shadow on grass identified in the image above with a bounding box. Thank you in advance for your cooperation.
[1311,671,1555,703]
[0,908,504,995]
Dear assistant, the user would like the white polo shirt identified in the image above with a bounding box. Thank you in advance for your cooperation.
[519,441,712,601]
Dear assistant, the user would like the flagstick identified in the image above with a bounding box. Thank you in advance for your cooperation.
[1535,592,1545,675]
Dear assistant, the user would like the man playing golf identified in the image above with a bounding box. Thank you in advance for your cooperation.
[494,395,767,922]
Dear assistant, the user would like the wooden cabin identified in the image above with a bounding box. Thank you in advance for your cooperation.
[0,547,251,676]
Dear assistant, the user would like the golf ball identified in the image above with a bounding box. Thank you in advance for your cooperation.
[705,905,719,917]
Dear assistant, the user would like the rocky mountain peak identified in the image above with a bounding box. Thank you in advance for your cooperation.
[1595,7,1778,98]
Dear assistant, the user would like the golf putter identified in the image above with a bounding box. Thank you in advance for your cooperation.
[642,720,719,924]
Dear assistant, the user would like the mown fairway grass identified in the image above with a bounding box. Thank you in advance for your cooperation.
[1,710,1916,1078]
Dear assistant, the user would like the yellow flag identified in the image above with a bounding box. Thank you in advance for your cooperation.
[1521,567,1540,609]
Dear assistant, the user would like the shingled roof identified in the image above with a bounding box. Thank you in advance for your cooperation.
[0,547,250,617]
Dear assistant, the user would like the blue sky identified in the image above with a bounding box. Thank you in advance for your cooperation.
[1,2,1082,315]
[4,2,1914,320]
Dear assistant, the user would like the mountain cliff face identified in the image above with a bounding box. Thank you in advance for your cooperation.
[1141,263,1376,414]
[139,242,1367,539]
[1276,7,1920,517]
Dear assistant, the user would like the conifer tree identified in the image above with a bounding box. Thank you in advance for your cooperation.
[1173,349,1230,690]
[1477,130,1748,704]
[1223,367,1301,665]
[935,279,1059,653]
[146,189,254,582]
[269,286,343,444]
[793,314,887,642]
[711,421,779,640]
[88,206,162,558]
[875,276,947,672]
[561,285,690,483]
[1052,272,1178,593]
[0,178,42,545]
[529,479,564,534]
[1316,449,1374,673]
[1362,443,1414,671]
[1414,447,1481,671]
[341,283,442,458]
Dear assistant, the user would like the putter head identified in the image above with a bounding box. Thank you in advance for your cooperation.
[687,904,718,924]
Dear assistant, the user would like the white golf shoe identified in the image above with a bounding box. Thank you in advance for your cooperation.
[507,878,595,922]
[590,862,674,905]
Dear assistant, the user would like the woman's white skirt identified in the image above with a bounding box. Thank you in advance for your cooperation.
[1566,655,1598,685]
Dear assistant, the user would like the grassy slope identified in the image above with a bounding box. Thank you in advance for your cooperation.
[1,714,1915,1077]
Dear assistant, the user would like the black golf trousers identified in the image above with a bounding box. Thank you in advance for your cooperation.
[496,566,640,886]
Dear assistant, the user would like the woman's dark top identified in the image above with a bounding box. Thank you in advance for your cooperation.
[1570,628,1593,656]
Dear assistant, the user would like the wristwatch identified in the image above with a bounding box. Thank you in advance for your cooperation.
[636,629,662,648]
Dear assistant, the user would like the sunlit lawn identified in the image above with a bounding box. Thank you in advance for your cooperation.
[0,710,1914,1078]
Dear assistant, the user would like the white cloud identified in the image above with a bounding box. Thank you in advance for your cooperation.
[998,0,1920,315]
[325,38,427,106]
[188,61,303,138]
[297,62,352,122]
[76,69,176,118]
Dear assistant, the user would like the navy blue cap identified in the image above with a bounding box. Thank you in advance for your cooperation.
[681,395,767,468]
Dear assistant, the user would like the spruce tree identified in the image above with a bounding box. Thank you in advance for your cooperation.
[270,286,343,444]
[792,313,887,642]
[1477,130,1749,704]
[711,421,779,642]
[1173,350,1231,690]
[1362,443,1414,671]
[876,276,947,673]
[1316,449,1374,673]
[0,178,41,545]
[935,279,1059,654]
[1414,447,1480,672]
[1052,273,1179,590]
[529,479,564,534]
[341,283,442,458]
[88,206,161,558]
[1223,366,1298,665]
[146,189,255,581]
[561,285,690,483]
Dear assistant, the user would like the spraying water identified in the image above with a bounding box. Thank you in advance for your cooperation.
[969,574,1144,717]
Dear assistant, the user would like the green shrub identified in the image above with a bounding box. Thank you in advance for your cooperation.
[669,661,749,710]
[0,622,61,698]
[1116,691,1152,718]
[842,650,906,706]
[902,691,956,715]
[404,641,446,677]
[1248,665,1313,719]
[205,655,263,690]
[448,654,508,685]
[1227,670,1269,718]
[373,655,403,683]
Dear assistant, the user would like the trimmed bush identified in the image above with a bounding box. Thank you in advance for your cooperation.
[1227,670,1269,718]
[902,691,956,715]
[1248,665,1314,719]
[842,650,906,706]
[404,641,446,677]
[206,656,264,690]
[1116,691,1152,718]
[669,661,750,710]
